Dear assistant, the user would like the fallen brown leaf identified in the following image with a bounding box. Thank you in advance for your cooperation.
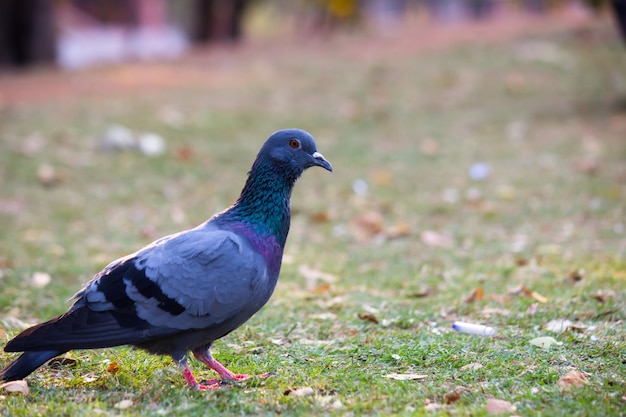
[488,293,508,305]
[424,402,445,411]
[515,258,529,267]
[107,362,119,373]
[420,138,439,155]
[385,221,411,238]
[408,287,433,298]
[351,211,384,241]
[284,387,314,397]
[370,169,393,186]
[523,287,548,303]
[37,163,63,187]
[421,230,454,248]
[30,271,51,288]
[444,386,468,404]
[299,264,336,291]
[573,157,599,175]
[590,289,615,304]
[486,398,516,414]
[114,399,134,409]
[47,357,78,369]
[309,210,331,223]
[567,269,584,283]
[526,303,539,315]
[311,283,332,294]
[557,370,588,390]
[544,319,573,333]
[0,380,29,395]
[175,146,194,162]
[509,285,548,303]
[460,362,483,372]
[357,312,379,324]
[464,287,484,303]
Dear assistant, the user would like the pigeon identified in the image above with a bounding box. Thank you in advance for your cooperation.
[0,128,332,390]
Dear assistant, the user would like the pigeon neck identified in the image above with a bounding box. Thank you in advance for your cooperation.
[224,160,295,247]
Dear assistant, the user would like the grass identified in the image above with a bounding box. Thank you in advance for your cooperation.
[1,18,625,416]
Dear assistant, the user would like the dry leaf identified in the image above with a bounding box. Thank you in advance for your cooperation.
[370,169,393,186]
[383,373,428,381]
[526,303,539,315]
[421,230,454,248]
[510,285,548,303]
[408,287,433,298]
[386,221,411,238]
[284,387,314,397]
[444,386,468,404]
[567,269,584,283]
[114,399,134,409]
[557,370,588,390]
[424,402,445,411]
[47,357,78,368]
[460,362,483,371]
[464,287,484,303]
[82,374,97,383]
[488,293,509,305]
[107,362,119,373]
[590,290,615,303]
[357,312,379,324]
[529,336,562,349]
[573,158,599,175]
[420,138,439,155]
[30,271,51,288]
[311,283,332,294]
[37,163,62,187]
[351,211,384,240]
[0,380,29,395]
[486,398,516,414]
[545,319,573,333]
[309,211,331,223]
[175,146,193,162]
[299,264,336,291]
[522,286,548,303]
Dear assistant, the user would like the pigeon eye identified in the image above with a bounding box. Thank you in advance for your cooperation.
[289,139,300,149]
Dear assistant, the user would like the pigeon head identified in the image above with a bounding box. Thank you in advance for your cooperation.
[223,128,331,246]
[258,129,333,181]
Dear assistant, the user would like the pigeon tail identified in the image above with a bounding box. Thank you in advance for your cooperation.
[0,350,65,382]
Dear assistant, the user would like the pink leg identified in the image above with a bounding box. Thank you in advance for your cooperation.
[193,349,250,383]
[181,363,221,391]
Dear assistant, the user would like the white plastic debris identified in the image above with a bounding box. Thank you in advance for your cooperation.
[469,162,491,181]
[98,124,136,151]
[352,179,368,196]
[452,321,497,336]
[137,133,166,156]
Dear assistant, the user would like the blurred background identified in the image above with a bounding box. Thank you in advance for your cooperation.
[0,3,625,413]
[0,0,624,70]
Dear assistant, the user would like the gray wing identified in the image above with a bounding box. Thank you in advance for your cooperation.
[130,226,268,329]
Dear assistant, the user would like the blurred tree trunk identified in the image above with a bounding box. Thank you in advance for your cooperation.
[613,0,626,43]
[191,0,250,43]
[0,0,56,68]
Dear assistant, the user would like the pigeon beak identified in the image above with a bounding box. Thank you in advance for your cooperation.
[312,151,333,172]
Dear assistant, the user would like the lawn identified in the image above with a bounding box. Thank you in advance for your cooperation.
[1,14,625,417]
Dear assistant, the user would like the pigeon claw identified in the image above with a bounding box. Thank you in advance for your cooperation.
[196,382,221,391]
